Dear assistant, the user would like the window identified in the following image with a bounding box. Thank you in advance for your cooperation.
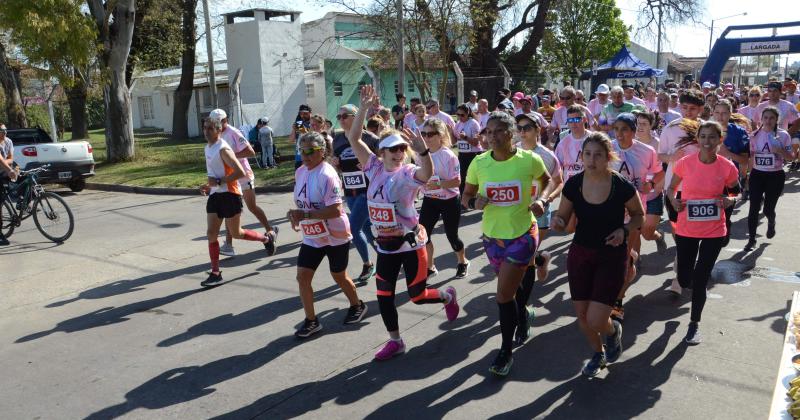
[394,80,399,94]
[138,96,154,121]
[408,79,415,92]
[333,82,343,97]
[306,84,315,98]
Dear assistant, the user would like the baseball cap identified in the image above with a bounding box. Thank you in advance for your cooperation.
[498,88,511,96]
[470,90,478,96]
[723,83,734,89]
[768,81,783,90]
[542,95,550,101]
[208,109,227,121]
[520,95,533,104]
[702,81,713,89]
[595,84,610,95]
[258,116,269,124]
[515,113,541,128]
[378,133,408,149]
[615,112,637,130]
[513,92,525,100]
[299,104,311,112]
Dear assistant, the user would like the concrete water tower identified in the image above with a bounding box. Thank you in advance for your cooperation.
[223,9,305,136]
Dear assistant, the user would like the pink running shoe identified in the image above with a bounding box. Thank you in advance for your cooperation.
[374,339,405,361]
[444,286,459,321]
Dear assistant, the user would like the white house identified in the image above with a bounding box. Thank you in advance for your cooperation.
[130,61,229,138]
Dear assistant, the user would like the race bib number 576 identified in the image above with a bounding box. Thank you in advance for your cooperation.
[485,181,522,206]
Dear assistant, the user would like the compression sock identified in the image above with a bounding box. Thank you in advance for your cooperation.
[498,301,518,352]
[242,229,266,242]
[209,241,220,273]
[516,266,536,314]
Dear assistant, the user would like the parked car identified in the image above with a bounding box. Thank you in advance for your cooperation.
[8,128,95,192]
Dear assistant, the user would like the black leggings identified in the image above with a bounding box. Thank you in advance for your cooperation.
[458,152,478,195]
[748,169,785,239]
[419,196,464,251]
[375,248,446,332]
[675,235,724,323]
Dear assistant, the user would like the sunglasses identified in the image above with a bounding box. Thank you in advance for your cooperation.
[336,114,353,120]
[749,93,761,97]
[300,147,323,155]
[420,131,439,138]
[516,124,536,132]
[426,105,435,110]
[386,144,408,153]
[567,117,583,123]
[560,96,573,100]
[456,113,466,117]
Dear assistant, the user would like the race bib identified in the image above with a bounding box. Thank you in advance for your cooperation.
[530,182,539,199]
[342,171,367,189]
[686,199,720,222]
[457,141,471,152]
[753,153,775,170]
[367,201,398,228]
[425,176,444,199]
[485,180,522,206]
[300,219,329,239]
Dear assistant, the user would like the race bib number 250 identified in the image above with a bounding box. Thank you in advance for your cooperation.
[485,181,522,206]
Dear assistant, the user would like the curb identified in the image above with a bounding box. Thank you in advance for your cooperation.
[85,182,293,195]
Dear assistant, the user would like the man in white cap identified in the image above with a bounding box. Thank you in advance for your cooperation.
[258,116,275,168]
[209,109,279,257]
[467,90,479,114]
[588,84,611,125]
[702,81,714,96]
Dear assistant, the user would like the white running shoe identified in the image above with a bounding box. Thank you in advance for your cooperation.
[220,241,236,257]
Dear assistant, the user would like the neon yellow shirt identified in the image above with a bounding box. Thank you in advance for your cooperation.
[466,148,546,239]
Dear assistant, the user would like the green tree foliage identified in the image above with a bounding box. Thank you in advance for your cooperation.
[128,0,183,81]
[0,0,96,84]
[540,0,629,81]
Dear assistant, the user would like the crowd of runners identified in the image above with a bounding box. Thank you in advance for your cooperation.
[198,77,800,377]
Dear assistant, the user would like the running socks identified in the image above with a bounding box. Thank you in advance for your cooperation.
[242,229,267,242]
[209,241,220,273]
[498,301,518,352]
[515,266,536,315]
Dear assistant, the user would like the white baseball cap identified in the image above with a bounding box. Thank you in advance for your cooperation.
[378,133,408,149]
[702,81,713,89]
[209,108,227,121]
[595,84,610,94]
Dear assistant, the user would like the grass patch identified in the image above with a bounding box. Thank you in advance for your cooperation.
[74,128,297,188]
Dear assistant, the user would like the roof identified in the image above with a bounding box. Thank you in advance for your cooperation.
[221,8,300,18]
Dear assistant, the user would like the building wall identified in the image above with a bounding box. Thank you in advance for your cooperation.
[225,20,264,104]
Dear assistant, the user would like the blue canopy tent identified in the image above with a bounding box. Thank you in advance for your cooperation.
[580,46,665,93]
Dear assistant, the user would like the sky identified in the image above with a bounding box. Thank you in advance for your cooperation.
[203,0,800,66]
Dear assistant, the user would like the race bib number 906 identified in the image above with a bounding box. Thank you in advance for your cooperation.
[686,199,719,222]
[485,181,522,206]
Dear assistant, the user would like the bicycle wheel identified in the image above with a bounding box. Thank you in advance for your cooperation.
[1,198,14,238]
[32,192,74,243]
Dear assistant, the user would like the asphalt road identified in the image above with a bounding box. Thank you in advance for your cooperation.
[2,174,800,419]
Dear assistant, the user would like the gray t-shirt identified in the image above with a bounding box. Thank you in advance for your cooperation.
[0,137,13,160]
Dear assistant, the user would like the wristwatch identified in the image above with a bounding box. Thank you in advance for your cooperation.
[303,211,311,220]
[420,148,431,156]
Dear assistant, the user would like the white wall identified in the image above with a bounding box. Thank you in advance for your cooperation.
[304,69,326,118]
[225,20,264,105]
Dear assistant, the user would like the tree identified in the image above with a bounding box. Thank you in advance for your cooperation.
[127,0,183,87]
[0,37,27,128]
[540,0,628,82]
[171,0,197,141]
[87,0,136,162]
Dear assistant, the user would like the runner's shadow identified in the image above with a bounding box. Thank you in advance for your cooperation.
[45,249,267,308]
[89,297,492,420]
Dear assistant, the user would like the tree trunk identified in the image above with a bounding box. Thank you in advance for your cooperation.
[66,76,88,139]
[0,39,27,128]
[171,0,197,141]
[89,0,136,162]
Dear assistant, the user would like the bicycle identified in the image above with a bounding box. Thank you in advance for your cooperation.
[1,165,75,243]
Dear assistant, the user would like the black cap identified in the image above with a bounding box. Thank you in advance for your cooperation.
[515,112,541,128]
[498,88,511,96]
[299,104,311,112]
[767,81,782,90]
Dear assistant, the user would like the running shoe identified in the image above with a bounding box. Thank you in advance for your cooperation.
[295,318,322,338]
[427,267,438,278]
[668,278,682,296]
[610,300,624,322]
[655,232,667,253]
[684,322,701,345]
[514,306,536,346]
[0,236,9,246]
[767,222,776,239]
[444,286,459,321]
[201,272,224,287]
[744,238,757,251]
[357,263,376,282]
[489,348,514,376]
[454,261,470,279]
[219,242,236,257]
[582,351,607,377]
[264,227,279,256]
[605,320,623,363]
[343,300,368,324]
[374,339,405,360]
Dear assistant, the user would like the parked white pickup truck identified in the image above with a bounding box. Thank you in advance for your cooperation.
[8,128,95,192]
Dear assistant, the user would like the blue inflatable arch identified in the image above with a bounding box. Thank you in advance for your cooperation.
[700,21,800,85]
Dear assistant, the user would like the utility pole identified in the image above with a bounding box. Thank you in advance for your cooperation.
[202,0,218,109]
[397,0,405,99]
[655,1,663,72]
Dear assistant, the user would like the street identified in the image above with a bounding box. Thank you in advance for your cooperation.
[2,176,800,419]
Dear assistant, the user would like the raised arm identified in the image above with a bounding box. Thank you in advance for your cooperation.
[404,128,433,183]
[347,85,379,167]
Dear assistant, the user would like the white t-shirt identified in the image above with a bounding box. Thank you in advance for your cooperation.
[754,100,799,131]
[626,96,646,107]
[429,111,456,132]
[454,118,483,153]
[220,126,254,183]
[205,139,241,195]
[658,119,700,190]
